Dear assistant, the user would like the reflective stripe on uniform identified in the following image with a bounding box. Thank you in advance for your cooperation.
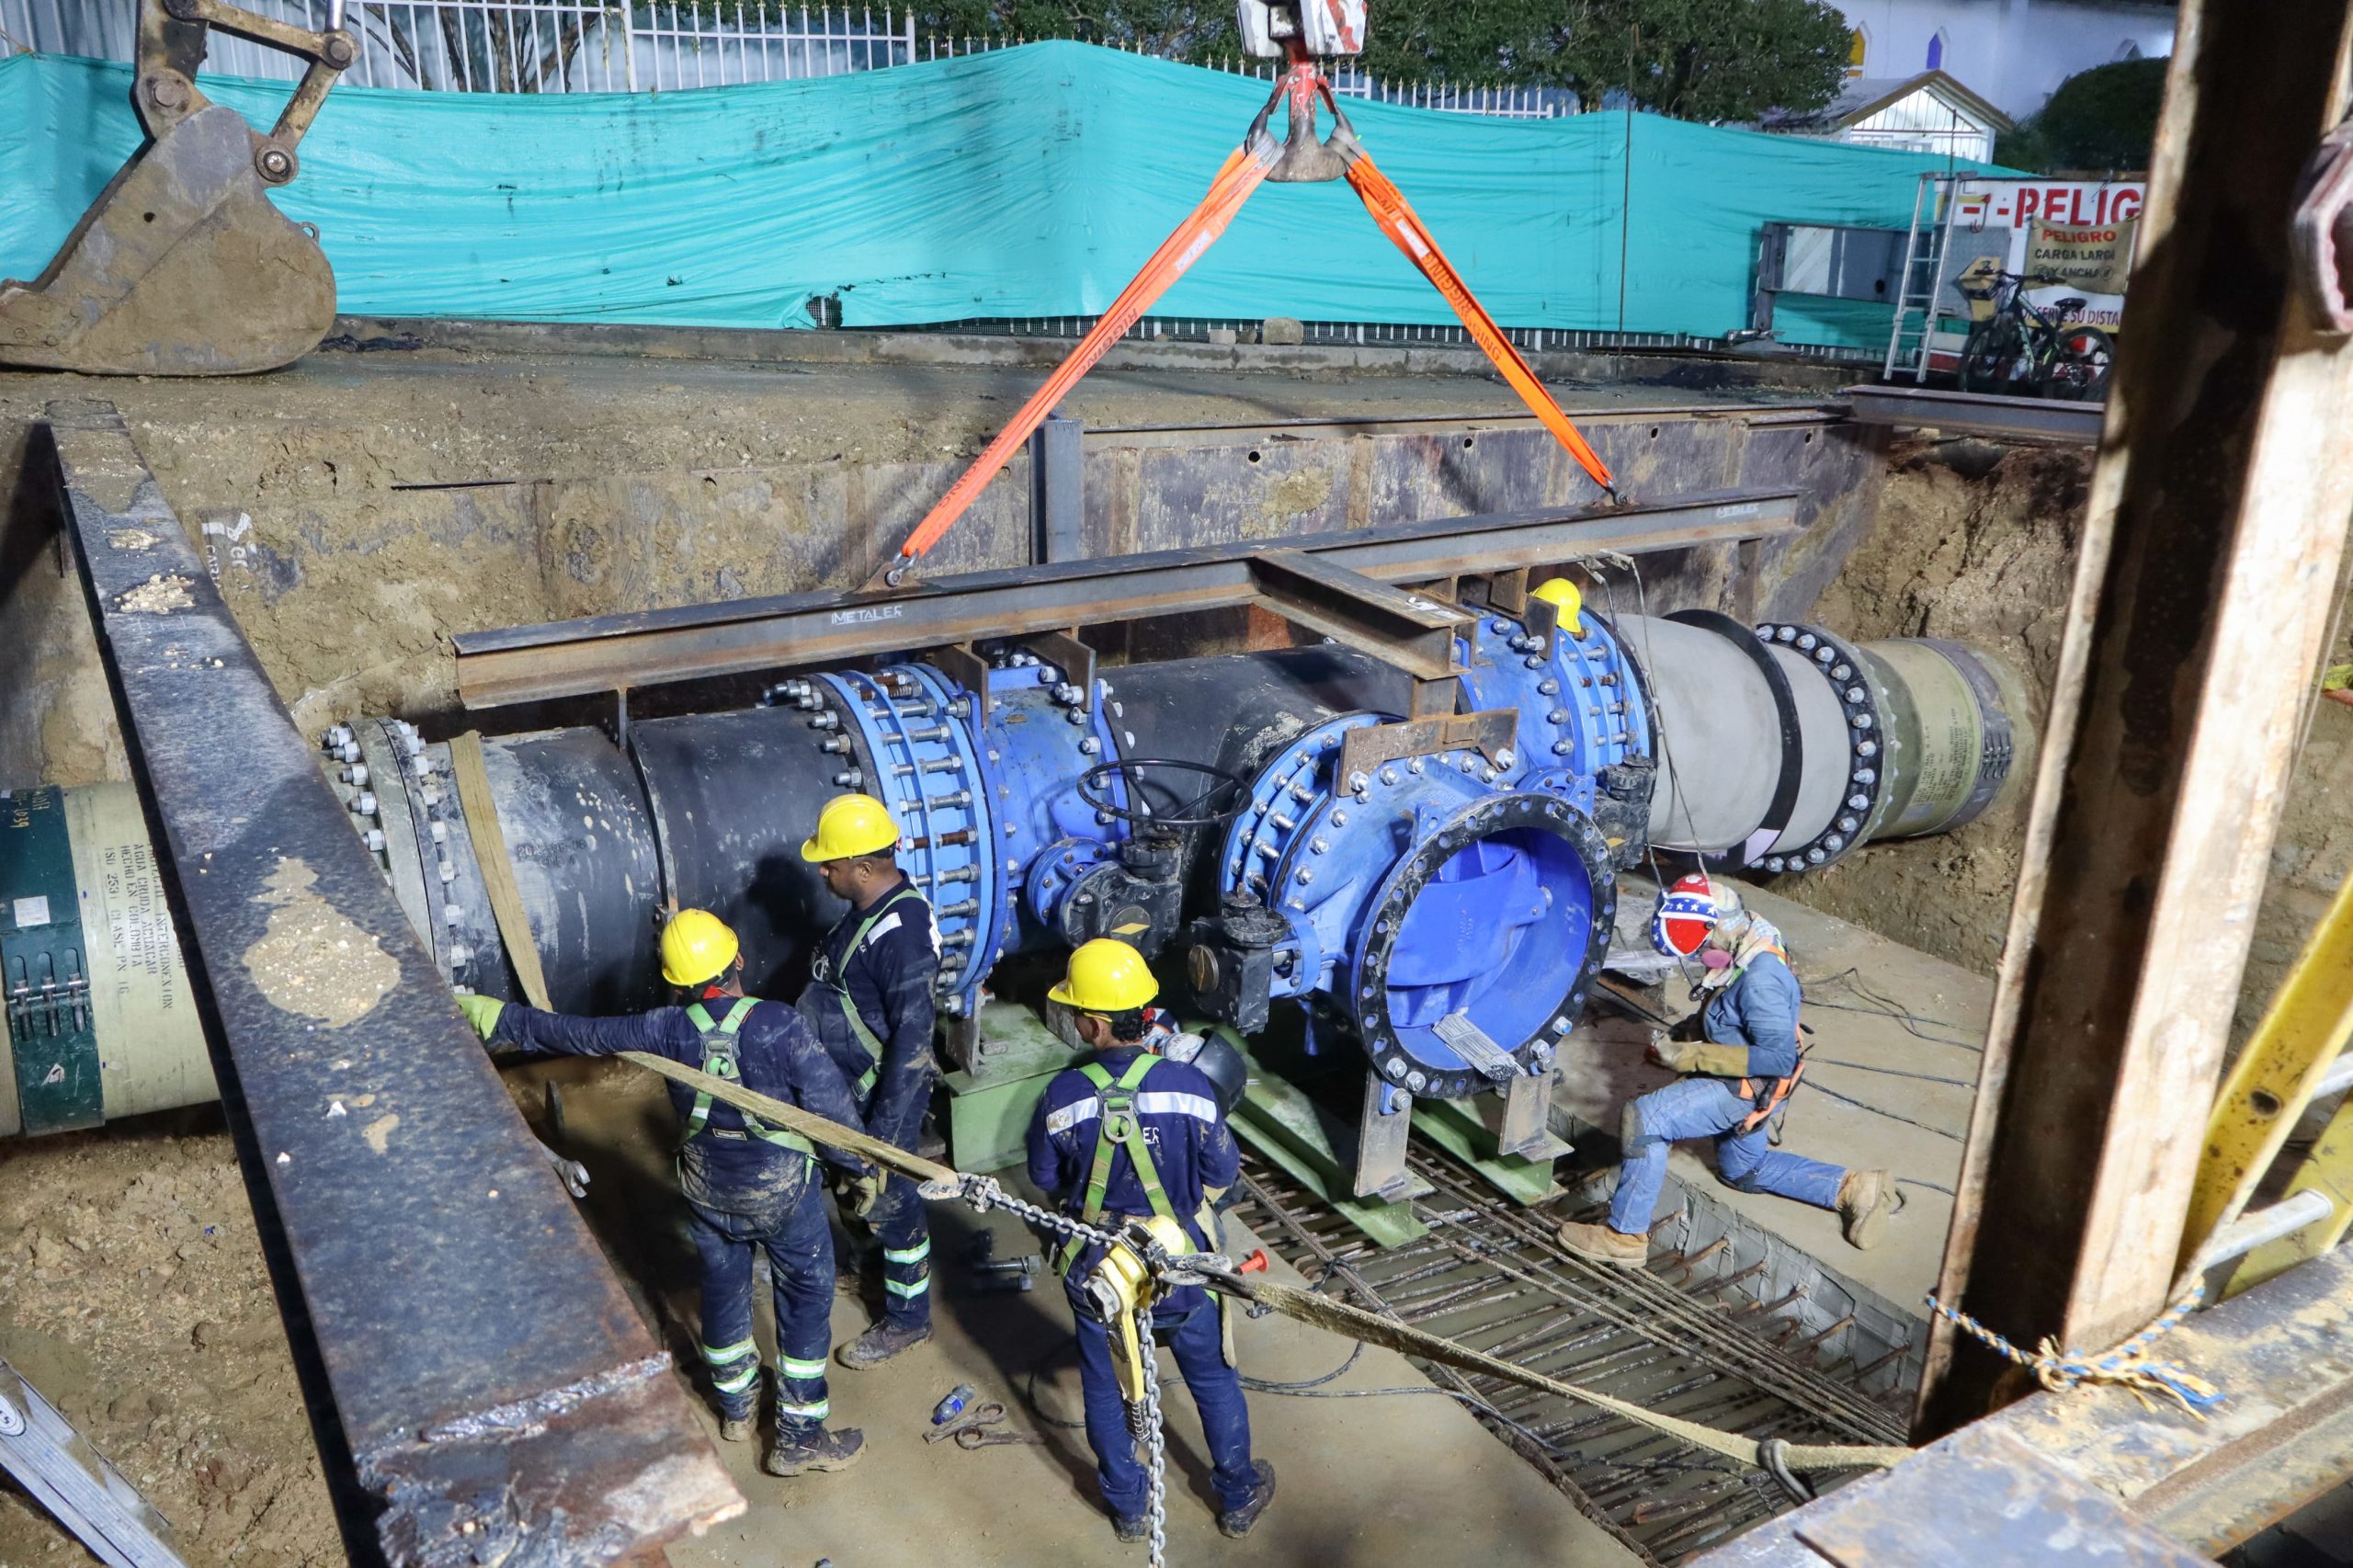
[883,1238,931,1265]
[777,1354,827,1381]
[830,886,926,1096]
[699,1336,756,1366]
[1045,1096,1102,1135]
[885,1275,931,1299]
[777,1397,831,1421]
[1133,1090,1218,1124]
[712,1361,761,1394]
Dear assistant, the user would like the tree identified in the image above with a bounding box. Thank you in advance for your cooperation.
[911,0,1851,122]
[1999,56,2165,174]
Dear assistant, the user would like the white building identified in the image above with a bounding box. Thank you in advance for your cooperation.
[1831,0,2176,119]
[1768,70,2010,163]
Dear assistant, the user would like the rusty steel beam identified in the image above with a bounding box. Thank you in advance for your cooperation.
[1839,383,2104,446]
[1917,3,2353,1433]
[43,401,743,1565]
[451,488,1801,709]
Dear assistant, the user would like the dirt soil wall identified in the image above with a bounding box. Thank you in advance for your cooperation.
[1776,435,2353,1044]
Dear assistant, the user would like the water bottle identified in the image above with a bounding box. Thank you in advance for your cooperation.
[932,1383,977,1425]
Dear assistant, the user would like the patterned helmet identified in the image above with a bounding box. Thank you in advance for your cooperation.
[1650,873,1744,958]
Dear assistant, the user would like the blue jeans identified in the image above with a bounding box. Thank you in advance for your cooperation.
[1071,1298,1256,1520]
[1608,1075,1846,1233]
[688,1167,835,1435]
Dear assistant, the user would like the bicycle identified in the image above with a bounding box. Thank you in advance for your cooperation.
[1955,269,2116,402]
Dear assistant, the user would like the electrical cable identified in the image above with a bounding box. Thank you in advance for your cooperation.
[1803,1058,1976,1088]
[1803,1079,1964,1141]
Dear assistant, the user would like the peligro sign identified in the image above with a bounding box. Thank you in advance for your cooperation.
[1927,177,2146,358]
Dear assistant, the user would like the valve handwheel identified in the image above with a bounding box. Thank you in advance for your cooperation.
[1078,758,1247,831]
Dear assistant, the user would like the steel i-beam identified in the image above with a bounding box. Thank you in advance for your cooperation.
[42,401,743,1566]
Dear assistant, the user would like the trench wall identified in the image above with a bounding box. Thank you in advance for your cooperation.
[0,342,1879,793]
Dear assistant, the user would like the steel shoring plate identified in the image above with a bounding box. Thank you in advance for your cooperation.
[42,403,742,1565]
[1230,1145,1907,1564]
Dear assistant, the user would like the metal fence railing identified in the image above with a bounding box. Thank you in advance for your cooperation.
[0,1,916,92]
[0,1,1570,112]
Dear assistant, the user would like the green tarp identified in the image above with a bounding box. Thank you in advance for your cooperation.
[0,43,1991,345]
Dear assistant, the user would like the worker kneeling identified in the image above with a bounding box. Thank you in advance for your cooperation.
[1557,876,1898,1267]
[1026,939,1276,1542]
[456,908,877,1477]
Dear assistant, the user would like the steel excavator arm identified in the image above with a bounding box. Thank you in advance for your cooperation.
[0,0,356,376]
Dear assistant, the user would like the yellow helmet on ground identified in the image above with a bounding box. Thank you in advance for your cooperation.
[660,908,740,988]
[800,793,900,863]
[1049,938,1159,1013]
[1531,576,1585,635]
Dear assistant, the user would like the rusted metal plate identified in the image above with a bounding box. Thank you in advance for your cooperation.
[1246,550,1471,680]
[44,401,742,1564]
[452,489,1801,709]
[1336,710,1519,784]
[1840,384,2105,446]
[1790,1426,2211,1567]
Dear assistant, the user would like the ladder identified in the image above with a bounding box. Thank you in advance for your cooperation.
[2177,862,2353,1296]
[1881,174,1959,384]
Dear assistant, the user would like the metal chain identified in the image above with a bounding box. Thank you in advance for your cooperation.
[1135,1300,1170,1568]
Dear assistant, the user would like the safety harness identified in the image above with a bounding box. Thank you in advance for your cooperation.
[1722,938,1807,1134]
[1052,1055,1220,1278]
[679,997,814,1160]
[821,885,926,1097]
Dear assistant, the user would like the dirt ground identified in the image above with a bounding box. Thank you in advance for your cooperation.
[0,1115,341,1566]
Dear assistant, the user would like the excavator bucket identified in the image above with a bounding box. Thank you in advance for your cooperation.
[0,105,335,376]
[0,0,353,377]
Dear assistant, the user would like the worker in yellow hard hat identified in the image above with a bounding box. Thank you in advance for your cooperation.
[793,793,945,1369]
[453,909,877,1476]
[1025,940,1276,1541]
[1530,575,1584,637]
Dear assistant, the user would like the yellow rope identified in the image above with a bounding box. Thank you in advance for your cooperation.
[1925,1287,2223,1419]
[616,1051,1914,1475]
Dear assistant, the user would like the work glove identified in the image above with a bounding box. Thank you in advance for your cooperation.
[1666,1009,1709,1043]
[1649,1037,1753,1078]
[847,1168,886,1220]
[455,991,505,1042]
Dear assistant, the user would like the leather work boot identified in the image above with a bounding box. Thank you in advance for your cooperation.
[763,1426,867,1477]
[1555,1219,1647,1267]
[1218,1460,1278,1539]
[1113,1514,1150,1543]
[718,1415,752,1444]
[1837,1168,1898,1250]
[835,1320,931,1369]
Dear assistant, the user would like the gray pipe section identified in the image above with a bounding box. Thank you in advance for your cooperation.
[1627,614,2030,864]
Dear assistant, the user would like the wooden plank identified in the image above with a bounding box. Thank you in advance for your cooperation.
[1917,1,2353,1434]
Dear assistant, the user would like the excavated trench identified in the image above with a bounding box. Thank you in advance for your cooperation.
[0,336,2336,1564]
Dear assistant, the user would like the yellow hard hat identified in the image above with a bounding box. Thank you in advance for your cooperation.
[800,793,900,863]
[1531,576,1585,635]
[660,908,739,988]
[1049,938,1159,1013]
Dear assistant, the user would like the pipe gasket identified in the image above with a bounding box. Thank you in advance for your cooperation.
[1668,608,1803,866]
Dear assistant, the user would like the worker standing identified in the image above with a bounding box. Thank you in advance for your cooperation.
[1026,939,1276,1543]
[796,793,944,1369]
[454,908,875,1476]
[1556,874,1898,1267]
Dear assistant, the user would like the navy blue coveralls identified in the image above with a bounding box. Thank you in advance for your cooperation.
[490,995,866,1434]
[1027,1044,1257,1521]
[797,872,940,1330]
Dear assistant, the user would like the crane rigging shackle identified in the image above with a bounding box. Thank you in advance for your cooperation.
[870,3,1620,590]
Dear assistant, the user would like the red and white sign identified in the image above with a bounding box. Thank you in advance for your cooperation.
[1927,177,2145,363]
